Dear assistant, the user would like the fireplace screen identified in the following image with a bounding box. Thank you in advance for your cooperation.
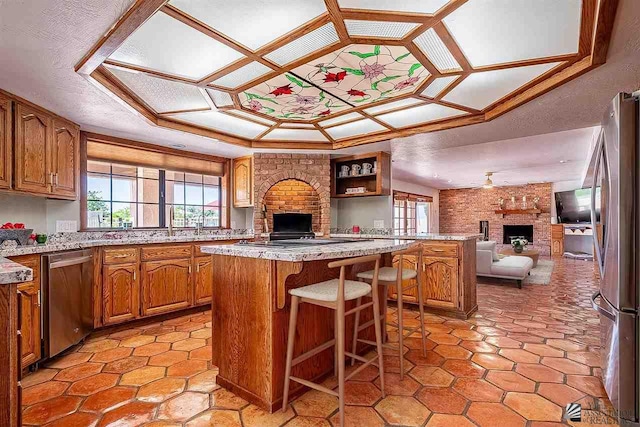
[503,225,534,244]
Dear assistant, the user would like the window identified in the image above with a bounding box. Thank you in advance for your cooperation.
[394,191,432,234]
[86,160,221,229]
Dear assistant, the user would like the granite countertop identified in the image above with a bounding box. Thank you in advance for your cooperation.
[0,231,253,258]
[329,233,482,241]
[0,257,33,285]
[201,239,415,262]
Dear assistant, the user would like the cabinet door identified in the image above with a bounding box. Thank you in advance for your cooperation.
[103,263,139,325]
[388,255,419,303]
[551,239,563,255]
[51,119,79,199]
[141,258,192,317]
[423,257,458,310]
[233,157,253,207]
[0,94,11,189]
[14,103,52,195]
[12,255,42,369]
[194,257,213,305]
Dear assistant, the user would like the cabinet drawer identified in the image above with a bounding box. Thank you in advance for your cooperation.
[142,245,192,261]
[422,243,458,258]
[103,248,139,264]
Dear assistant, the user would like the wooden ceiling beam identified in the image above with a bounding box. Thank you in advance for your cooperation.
[252,141,333,150]
[75,0,168,75]
[313,123,337,143]
[590,0,619,65]
[579,0,598,57]
[405,43,441,77]
[102,59,199,84]
[339,9,432,23]
[324,0,350,42]
[403,0,468,41]
[432,22,472,72]
[471,54,579,73]
[91,66,158,121]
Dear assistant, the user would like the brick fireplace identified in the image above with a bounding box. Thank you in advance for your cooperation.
[439,183,552,255]
[253,153,331,235]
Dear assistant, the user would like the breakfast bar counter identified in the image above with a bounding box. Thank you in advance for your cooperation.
[201,239,413,411]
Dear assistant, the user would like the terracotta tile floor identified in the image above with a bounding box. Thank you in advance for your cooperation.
[22,257,617,426]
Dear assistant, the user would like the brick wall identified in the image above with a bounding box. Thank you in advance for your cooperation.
[263,179,321,232]
[253,153,331,235]
[439,183,552,255]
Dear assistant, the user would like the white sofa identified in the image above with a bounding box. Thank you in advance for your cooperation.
[476,241,534,288]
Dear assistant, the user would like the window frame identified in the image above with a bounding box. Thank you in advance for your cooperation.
[84,159,222,231]
[393,191,433,235]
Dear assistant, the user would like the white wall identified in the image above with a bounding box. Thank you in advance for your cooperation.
[334,196,393,229]
[393,180,440,233]
[0,194,80,234]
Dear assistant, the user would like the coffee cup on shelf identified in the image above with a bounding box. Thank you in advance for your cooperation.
[340,165,350,176]
[351,164,362,175]
[362,163,373,174]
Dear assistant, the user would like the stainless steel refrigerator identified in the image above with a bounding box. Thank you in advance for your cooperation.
[587,92,639,426]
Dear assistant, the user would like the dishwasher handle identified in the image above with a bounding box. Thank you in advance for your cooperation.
[49,255,93,269]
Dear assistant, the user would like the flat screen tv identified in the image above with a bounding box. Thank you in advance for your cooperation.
[555,188,600,224]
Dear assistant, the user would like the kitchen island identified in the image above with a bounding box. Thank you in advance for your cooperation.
[201,239,413,412]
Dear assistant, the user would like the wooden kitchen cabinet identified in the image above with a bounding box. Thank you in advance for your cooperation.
[50,118,79,199]
[141,258,192,317]
[422,257,458,310]
[233,156,253,207]
[9,255,41,369]
[1,90,80,199]
[0,94,11,189]
[551,224,564,256]
[14,102,52,195]
[194,256,213,304]
[102,263,139,325]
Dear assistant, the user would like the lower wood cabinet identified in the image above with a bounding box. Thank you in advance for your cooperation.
[141,258,192,317]
[422,257,458,310]
[102,263,139,325]
[194,256,213,305]
[9,255,41,369]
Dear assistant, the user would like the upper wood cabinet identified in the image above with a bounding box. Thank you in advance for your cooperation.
[0,94,11,189]
[331,152,391,198]
[51,119,79,199]
[1,90,80,199]
[233,156,253,207]
[14,103,52,195]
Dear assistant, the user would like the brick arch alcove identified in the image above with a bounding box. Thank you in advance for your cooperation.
[254,170,330,236]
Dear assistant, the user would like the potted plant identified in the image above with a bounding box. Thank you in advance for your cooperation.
[511,238,528,254]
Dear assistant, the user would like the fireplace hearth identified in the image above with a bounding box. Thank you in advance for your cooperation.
[503,225,534,244]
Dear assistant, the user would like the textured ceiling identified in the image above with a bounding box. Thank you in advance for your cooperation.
[0,0,638,185]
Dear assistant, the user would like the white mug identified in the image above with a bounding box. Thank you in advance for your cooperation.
[362,163,373,174]
[351,164,362,175]
[340,165,350,175]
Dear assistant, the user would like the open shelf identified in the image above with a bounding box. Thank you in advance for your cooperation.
[331,152,390,198]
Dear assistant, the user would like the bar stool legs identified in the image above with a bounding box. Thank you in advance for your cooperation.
[281,255,385,427]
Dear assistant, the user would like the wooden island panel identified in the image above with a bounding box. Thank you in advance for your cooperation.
[211,254,389,412]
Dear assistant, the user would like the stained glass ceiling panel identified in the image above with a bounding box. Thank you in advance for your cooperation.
[109,12,244,81]
[168,0,327,51]
[241,73,350,121]
[292,44,430,108]
[443,0,581,67]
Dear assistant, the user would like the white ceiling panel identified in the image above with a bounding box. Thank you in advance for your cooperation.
[325,119,386,139]
[443,0,581,67]
[205,88,234,107]
[338,0,450,15]
[262,128,328,141]
[169,111,268,139]
[169,0,327,51]
[420,76,459,98]
[210,61,272,89]
[319,112,365,127]
[109,12,245,80]
[377,103,467,128]
[228,109,275,125]
[345,20,420,39]
[413,28,461,72]
[364,98,423,115]
[108,66,209,114]
[443,62,562,110]
[264,23,340,66]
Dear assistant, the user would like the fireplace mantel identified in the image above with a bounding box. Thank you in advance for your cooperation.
[494,208,542,218]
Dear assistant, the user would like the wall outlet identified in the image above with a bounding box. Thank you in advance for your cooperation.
[56,220,78,233]
[373,220,385,229]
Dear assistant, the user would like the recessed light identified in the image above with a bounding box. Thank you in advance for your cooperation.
[447,179,452,183]
[170,143,187,149]
[433,173,439,178]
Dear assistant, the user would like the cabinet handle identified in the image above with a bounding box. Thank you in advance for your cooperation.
[54,173,59,186]
[49,173,55,185]
[431,248,445,252]
[189,265,192,274]
[133,271,136,280]
[37,290,41,307]
[196,264,200,273]
[112,254,129,258]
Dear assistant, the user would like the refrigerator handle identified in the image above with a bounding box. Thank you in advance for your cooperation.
[591,130,605,278]
[591,291,616,322]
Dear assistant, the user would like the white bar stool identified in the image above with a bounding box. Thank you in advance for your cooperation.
[282,254,386,426]
[352,246,427,379]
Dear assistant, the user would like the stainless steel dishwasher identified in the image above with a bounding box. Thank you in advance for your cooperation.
[43,249,94,358]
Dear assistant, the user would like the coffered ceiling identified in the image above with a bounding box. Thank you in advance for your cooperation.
[76,0,617,150]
